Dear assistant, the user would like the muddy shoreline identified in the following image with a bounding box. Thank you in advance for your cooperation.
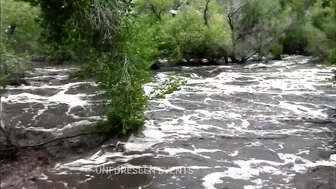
[0,126,130,189]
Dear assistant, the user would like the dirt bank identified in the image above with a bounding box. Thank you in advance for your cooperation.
[0,127,127,189]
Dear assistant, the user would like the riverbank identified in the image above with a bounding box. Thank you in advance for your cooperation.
[0,129,129,189]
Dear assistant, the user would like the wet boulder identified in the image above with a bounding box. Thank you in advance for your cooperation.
[150,59,171,70]
[30,54,47,62]
[150,61,160,70]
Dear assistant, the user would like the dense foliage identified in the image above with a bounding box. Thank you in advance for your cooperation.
[280,0,336,63]
[0,0,40,73]
[130,0,336,64]
[1,0,335,136]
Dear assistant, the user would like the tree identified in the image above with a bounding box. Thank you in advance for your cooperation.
[219,0,294,63]
[204,0,211,27]
[304,0,336,63]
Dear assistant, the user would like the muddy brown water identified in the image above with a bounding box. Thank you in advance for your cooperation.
[2,56,336,189]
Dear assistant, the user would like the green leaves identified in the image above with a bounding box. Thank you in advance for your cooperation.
[133,0,175,20]
[149,73,187,100]
[93,15,162,134]
[1,0,41,56]
[298,0,336,62]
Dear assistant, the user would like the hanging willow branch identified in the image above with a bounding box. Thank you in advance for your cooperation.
[84,0,128,42]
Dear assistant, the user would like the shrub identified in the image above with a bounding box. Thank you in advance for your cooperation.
[149,73,187,99]
[0,0,41,52]
[280,27,309,55]
[158,9,229,64]
[93,15,160,134]
[0,0,41,67]
[0,0,41,91]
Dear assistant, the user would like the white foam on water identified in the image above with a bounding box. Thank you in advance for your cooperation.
[5,81,94,108]
[116,164,212,173]
[278,101,328,119]
[202,154,336,189]
[244,63,268,69]
[4,67,101,133]
[163,147,221,157]
[27,57,336,189]
[229,150,239,157]
[125,122,167,151]
[278,153,336,173]
[22,120,95,135]
[331,154,336,162]
[202,172,227,189]
[38,173,49,180]
[56,153,155,172]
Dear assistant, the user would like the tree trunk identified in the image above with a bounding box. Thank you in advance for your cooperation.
[203,0,211,28]
[227,14,238,64]
[224,55,229,64]
[239,56,248,64]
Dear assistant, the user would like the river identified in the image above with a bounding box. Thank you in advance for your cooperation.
[3,55,336,189]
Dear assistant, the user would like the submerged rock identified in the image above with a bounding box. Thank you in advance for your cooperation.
[5,78,30,86]
[30,54,47,62]
[150,61,160,70]
[5,71,30,86]
[150,59,171,70]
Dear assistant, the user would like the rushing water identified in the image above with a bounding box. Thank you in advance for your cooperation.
[3,56,336,189]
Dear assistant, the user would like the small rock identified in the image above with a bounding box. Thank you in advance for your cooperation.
[150,62,160,70]
[182,143,189,147]
[116,142,125,152]
[295,159,305,164]
[283,162,295,169]
[102,144,115,149]
[30,177,37,181]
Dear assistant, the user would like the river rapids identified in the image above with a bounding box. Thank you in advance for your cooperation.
[2,55,336,189]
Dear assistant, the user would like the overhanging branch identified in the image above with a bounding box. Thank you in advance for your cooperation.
[204,0,211,28]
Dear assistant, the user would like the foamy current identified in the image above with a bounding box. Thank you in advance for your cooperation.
[3,56,336,189]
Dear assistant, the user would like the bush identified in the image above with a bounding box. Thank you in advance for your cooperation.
[157,10,229,64]
[302,1,336,63]
[0,0,41,55]
[280,27,309,55]
[149,73,187,99]
[0,0,41,71]
[93,15,160,134]
[0,0,41,87]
